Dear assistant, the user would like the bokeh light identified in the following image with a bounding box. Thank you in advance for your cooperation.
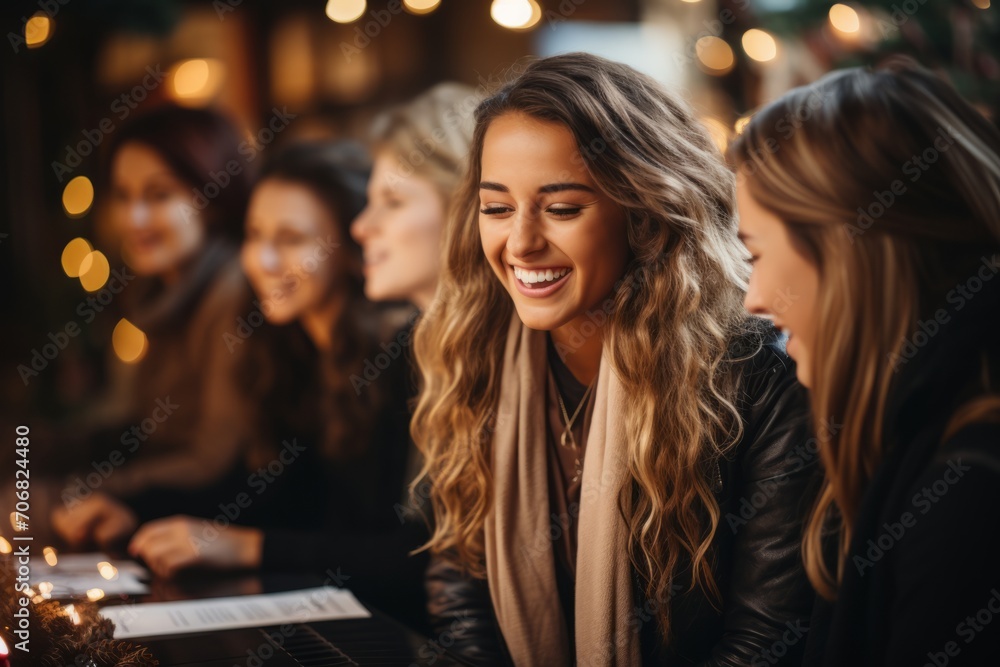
[112,318,148,364]
[168,59,226,107]
[61,237,94,278]
[491,0,535,30]
[742,29,778,63]
[79,250,110,292]
[829,4,861,34]
[701,117,730,154]
[326,0,367,23]
[25,13,52,48]
[62,176,94,218]
[98,561,120,580]
[403,0,441,14]
[696,36,735,75]
[43,546,58,566]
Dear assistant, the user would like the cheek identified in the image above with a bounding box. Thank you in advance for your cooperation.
[240,245,262,284]
[478,223,510,285]
[407,209,443,249]
[110,202,129,230]
[578,215,629,293]
[164,202,202,247]
[305,257,336,294]
[793,269,821,341]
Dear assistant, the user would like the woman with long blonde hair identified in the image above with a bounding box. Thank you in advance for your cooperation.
[730,57,1000,664]
[412,52,818,665]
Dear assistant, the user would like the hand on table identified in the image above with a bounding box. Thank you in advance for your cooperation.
[128,515,263,578]
[51,491,138,549]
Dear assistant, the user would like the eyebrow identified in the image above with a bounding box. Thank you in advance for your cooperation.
[479,181,596,194]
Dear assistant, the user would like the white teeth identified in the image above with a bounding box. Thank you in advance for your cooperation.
[512,266,569,284]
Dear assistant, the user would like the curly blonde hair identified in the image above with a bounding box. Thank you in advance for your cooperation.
[411,53,761,640]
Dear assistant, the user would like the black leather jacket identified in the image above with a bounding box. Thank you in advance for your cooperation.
[426,326,820,666]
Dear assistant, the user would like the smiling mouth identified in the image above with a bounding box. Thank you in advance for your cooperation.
[512,265,570,287]
[129,233,164,250]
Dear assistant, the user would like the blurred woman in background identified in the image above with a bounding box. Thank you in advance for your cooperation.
[123,139,428,626]
[730,58,1000,664]
[351,82,486,635]
[52,105,254,548]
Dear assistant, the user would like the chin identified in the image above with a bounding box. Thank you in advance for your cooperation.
[794,366,811,389]
[366,280,411,304]
[125,248,173,277]
[263,310,297,326]
[510,302,570,332]
[129,259,164,277]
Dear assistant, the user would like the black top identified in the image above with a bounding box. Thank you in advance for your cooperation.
[544,336,596,653]
[805,274,1000,666]
[128,321,430,632]
[257,322,430,633]
[426,321,821,666]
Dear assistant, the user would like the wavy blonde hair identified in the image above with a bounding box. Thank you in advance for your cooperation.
[729,57,1000,599]
[411,52,758,639]
[370,82,482,201]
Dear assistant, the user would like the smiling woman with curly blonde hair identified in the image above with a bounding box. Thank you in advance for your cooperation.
[411,52,819,665]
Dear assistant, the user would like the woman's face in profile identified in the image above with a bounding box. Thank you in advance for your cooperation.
[350,151,445,309]
[110,142,206,279]
[477,112,630,332]
[737,182,819,387]
[241,179,343,325]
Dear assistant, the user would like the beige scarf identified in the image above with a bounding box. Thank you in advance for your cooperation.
[484,315,641,666]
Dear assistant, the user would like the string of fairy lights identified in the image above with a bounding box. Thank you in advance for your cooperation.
[324,0,546,30]
[0,535,116,612]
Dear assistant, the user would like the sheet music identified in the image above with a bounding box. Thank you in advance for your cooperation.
[99,586,370,638]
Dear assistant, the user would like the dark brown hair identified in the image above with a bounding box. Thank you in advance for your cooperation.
[240,141,382,463]
[107,104,251,240]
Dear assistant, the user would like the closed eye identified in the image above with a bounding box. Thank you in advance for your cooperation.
[480,205,512,215]
[546,207,582,218]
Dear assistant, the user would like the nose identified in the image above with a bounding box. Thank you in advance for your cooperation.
[258,243,281,274]
[506,207,546,261]
[743,271,770,318]
[350,207,374,245]
[122,201,150,229]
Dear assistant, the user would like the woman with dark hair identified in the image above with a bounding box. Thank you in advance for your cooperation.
[412,53,818,664]
[126,140,427,630]
[729,58,1000,664]
[52,104,255,548]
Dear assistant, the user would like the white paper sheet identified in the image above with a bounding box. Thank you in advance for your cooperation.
[99,586,370,638]
[30,552,149,597]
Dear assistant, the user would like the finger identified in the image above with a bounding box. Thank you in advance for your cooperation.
[60,501,105,546]
[145,545,195,579]
[94,511,136,548]
[128,518,179,557]
[131,526,186,566]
